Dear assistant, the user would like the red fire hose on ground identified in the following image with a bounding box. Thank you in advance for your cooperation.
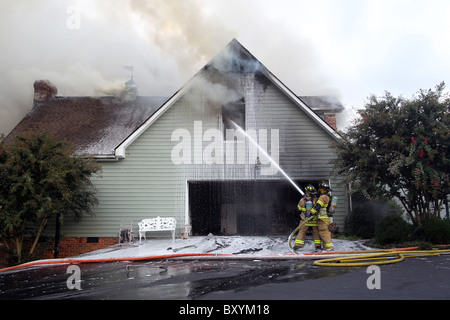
[3,246,450,273]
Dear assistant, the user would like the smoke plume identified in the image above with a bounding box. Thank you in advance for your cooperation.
[0,0,340,135]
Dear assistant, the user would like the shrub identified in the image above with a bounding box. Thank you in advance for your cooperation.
[423,218,450,244]
[344,207,379,239]
[344,193,403,239]
[375,215,411,245]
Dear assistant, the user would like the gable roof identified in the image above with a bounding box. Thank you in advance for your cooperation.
[6,39,342,160]
[116,39,342,159]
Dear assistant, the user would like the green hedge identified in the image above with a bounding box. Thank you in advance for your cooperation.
[374,215,411,245]
[423,218,450,244]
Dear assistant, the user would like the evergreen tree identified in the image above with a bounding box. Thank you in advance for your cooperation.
[0,132,101,263]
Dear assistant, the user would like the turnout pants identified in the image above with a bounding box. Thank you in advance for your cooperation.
[317,216,333,250]
[295,221,321,249]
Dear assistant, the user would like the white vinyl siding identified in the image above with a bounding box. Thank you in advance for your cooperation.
[60,76,347,237]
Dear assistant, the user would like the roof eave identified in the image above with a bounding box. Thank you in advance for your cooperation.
[73,153,120,161]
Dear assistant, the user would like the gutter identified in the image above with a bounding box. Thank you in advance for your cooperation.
[75,154,121,162]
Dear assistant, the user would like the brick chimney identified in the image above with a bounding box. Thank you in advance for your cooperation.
[33,80,57,102]
[324,113,337,130]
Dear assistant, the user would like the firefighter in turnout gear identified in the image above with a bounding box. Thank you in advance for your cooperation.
[293,184,321,251]
[310,181,334,251]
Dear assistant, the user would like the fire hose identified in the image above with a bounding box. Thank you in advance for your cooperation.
[288,215,314,254]
[1,246,449,273]
[313,249,450,267]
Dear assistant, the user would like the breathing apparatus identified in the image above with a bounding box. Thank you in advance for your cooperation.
[328,195,338,216]
[306,200,313,215]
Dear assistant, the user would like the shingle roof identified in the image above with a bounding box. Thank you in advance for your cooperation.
[6,96,168,157]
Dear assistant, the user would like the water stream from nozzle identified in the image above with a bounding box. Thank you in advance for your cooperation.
[229,120,304,196]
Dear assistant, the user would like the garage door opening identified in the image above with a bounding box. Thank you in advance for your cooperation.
[188,180,319,236]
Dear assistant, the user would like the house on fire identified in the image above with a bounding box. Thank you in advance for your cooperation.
[7,39,347,242]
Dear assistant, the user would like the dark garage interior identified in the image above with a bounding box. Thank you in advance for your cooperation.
[189,180,318,236]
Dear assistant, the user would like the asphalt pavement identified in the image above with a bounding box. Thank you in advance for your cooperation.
[200,254,450,300]
[1,252,449,301]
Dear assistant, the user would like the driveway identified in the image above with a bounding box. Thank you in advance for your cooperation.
[1,252,449,301]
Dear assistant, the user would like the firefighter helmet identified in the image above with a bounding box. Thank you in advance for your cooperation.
[304,184,317,195]
[318,181,332,192]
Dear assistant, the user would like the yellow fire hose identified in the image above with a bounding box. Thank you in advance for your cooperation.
[313,249,450,267]
[288,216,314,254]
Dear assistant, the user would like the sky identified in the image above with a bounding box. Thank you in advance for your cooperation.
[1,0,449,134]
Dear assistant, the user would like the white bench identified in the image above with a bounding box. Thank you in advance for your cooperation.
[138,216,177,243]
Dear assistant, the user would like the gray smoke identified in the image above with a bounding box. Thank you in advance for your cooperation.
[0,0,341,135]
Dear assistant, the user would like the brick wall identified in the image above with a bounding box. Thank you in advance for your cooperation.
[324,113,337,130]
[0,237,117,268]
[54,237,118,258]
